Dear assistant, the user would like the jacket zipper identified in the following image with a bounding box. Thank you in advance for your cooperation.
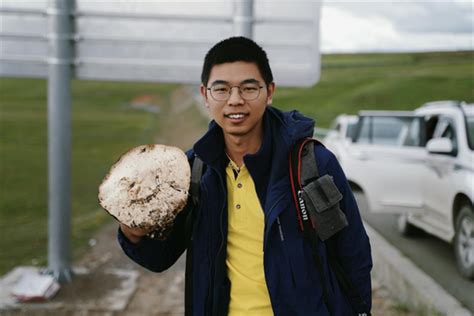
[262,199,287,310]
[263,194,286,251]
[276,216,285,241]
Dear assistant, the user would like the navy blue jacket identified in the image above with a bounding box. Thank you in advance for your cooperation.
[118,106,372,315]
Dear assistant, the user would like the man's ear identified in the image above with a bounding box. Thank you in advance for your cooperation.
[200,84,209,107]
[266,82,276,105]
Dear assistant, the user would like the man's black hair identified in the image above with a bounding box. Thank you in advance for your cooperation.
[201,36,274,86]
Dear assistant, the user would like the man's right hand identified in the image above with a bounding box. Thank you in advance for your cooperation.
[119,223,153,244]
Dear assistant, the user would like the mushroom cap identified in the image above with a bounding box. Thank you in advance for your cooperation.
[98,144,190,239]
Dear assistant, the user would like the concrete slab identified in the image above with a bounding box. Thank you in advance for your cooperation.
[0,266,138,315]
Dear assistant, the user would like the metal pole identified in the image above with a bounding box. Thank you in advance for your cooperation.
[46,0,74,283]
[233,0,254,38]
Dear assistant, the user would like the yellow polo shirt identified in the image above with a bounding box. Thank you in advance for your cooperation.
[225,160,273,316]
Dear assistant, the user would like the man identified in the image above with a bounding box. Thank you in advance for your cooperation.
[118,36,372,316]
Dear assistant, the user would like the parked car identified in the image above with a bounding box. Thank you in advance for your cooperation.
[323,114,358,160]
[328,101,474,279]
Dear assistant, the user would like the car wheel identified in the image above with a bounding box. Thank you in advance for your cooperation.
[454,206,474,280]
[397,213,418,236]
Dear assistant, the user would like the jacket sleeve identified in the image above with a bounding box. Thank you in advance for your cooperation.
[117,201,192,272]
[117,149,197,273]
[315,145,373,312]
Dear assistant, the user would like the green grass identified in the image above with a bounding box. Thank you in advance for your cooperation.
[0,50,473,275]
[275,51,474,127]
[0,78,178,274]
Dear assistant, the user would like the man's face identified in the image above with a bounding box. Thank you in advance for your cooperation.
[200,61,275,139]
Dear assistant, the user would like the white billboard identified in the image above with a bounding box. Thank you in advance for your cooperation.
[0,0,321,87]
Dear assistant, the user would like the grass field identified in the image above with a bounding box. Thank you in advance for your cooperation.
[0,80,185,274]
[0,51,473,275]
[277,51,473,127]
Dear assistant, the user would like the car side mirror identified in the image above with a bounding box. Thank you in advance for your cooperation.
[426,138,454,155]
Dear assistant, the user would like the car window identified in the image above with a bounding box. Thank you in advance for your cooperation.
[466,116,474,150]
[433,117,458,152]
[434,119,455,139]
[356,116,421,146]
[346,122,357,139]
[425,116,439,143]
[402,119,422,146]
[441,124,455,140]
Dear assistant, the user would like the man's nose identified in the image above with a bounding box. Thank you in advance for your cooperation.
[227,87,244,105]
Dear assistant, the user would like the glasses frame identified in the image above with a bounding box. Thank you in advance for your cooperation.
[207,83,265,102]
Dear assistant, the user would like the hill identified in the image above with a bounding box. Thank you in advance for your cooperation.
[276,50,473,127]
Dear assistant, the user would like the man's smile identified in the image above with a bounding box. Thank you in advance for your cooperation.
[224,112,249,121]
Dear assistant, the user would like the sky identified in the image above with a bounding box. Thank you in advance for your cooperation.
[321,0,473,53]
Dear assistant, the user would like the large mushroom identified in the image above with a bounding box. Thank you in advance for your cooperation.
[98,144,190,240]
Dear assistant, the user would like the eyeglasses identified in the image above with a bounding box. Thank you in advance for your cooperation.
[207,82,265,101]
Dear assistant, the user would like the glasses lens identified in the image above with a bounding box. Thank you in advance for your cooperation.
[210,84,230,101]
[209,83,262,101]
[239,83,260,100]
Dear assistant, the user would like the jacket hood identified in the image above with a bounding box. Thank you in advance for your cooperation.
[266,106,315,146]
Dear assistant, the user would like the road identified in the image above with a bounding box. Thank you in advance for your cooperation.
[354,191,474,313]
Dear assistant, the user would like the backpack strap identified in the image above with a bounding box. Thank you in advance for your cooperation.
[185,155,204,316]
[289,138,333,315]
[190,156,204,206]
[289,138,370,316]
[300,140,320,185]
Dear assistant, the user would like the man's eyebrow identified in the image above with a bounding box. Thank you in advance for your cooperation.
[209,78,260,86]
[209,80,228,86]
[241,78,260,84]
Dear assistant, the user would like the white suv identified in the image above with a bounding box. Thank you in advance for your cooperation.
[330,101,474,279]
[323,114,358,161]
